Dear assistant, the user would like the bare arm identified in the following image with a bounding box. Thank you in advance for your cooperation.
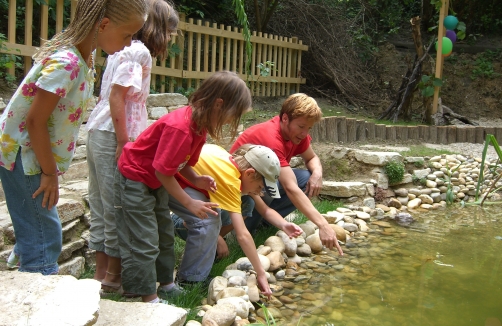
[251,194,303,238]
[179,164,217,193]
[230,211,272,299]
[278,165,343,255]
[155,170,218,218]
[109,84,131,160]
[300,145,323,198]
[26,88,61,210]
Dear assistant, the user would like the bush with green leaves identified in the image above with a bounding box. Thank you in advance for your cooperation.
[385,160,405,184]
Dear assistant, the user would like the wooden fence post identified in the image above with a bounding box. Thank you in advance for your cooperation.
[386,126,396,142]
[375,124,386,140]
[356,120,366,141]
[337,117,347,143]
[447,126,457,143]
[365,122,375,141]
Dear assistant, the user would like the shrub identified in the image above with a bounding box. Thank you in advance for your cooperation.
[385,160,405,184]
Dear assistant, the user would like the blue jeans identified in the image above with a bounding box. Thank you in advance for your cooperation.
[173,195,255,241]
[243,168,311,234]
[0,151,61,275]
[169,187,221,282]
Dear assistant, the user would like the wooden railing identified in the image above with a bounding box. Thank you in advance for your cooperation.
[1,0,307,96]
[311,116,502,144]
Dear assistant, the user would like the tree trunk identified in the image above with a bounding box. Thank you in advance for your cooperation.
[411,16,433,124]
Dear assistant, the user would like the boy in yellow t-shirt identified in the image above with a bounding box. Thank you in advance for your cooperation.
[171,143,303,296]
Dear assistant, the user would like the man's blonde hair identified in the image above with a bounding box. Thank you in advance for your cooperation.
[33,0,148,62]
[279,93,322,123]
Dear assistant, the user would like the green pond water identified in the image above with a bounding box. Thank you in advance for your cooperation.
[284,206,502,326]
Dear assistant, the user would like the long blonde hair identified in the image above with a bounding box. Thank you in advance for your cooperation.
[33,0,148,62]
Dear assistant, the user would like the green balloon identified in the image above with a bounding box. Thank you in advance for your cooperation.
[441,37,453,55]
[435,37,453,55]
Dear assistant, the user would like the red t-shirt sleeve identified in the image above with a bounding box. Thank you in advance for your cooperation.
[153,127,193,176]
[187,138,204,166]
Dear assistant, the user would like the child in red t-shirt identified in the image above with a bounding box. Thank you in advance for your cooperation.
[115,71,251,303]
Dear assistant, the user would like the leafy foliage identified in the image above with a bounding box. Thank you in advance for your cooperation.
[417,75,443,98]
[385,160,405,184]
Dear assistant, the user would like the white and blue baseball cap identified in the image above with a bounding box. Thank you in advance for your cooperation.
[244,145,281,198]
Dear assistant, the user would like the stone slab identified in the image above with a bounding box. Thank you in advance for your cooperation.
[0,271,100,326]
[95,299,187,326]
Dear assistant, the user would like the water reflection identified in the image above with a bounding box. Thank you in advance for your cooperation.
[282,206,502,326]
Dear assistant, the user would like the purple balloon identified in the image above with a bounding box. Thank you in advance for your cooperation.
[446,30,457,43]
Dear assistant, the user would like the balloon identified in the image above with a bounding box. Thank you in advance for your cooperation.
[444,50,453,57]
[446,30,457,43]
[444,15,459,30]
[435,37,453,55]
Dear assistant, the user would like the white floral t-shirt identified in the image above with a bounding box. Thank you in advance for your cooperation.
[0,47,94,175]
[86,41,152,140]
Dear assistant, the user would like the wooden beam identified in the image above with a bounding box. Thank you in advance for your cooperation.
[432,0,449,118]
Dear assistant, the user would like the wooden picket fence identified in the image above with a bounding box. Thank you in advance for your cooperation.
[311,116,502,144]
[1,0,307,96]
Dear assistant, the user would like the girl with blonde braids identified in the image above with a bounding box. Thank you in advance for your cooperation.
[0,0,148,275]
[86,0,179,298]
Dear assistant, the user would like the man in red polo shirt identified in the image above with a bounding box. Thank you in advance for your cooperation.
[230,93,343,255]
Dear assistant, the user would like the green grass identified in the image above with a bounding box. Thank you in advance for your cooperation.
[398,145,455,157]
[78,199,344,323]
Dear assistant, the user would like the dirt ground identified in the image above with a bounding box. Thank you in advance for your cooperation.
[374,40,502,121]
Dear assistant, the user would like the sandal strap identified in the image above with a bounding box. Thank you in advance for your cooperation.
[105,271,121,276]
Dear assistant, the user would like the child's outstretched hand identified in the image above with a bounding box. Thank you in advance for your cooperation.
[190,199,219,219]
[193,175,217,193]
[257,273,272,300]
[282,222,303,238]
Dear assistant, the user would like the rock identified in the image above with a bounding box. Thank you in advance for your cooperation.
[387,197,402,209]
[298,223,316,237]
[408,198,422,209]
[146,93,188,107]
[276,231,297,257]
[228,276,247,287]
[266,251,285,271]
[58,238,85,262]
[217,297,253,319]
[202,303,237,326]
[58,256,85,278]
[0,272,100,326]
[394,212,414,226]
[264,236,285,254]
[236,255,270,272]
[96,300,186,325]
[256,245,272,256]
[306,234,322,253]
[208,276,228,305]
[215,287,247,301]
[329,224,347,242]
[57,198,85,224]
[296,243,312,256]
[222,270,247,279]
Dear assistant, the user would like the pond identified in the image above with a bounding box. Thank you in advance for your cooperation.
[278,206,502,326]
